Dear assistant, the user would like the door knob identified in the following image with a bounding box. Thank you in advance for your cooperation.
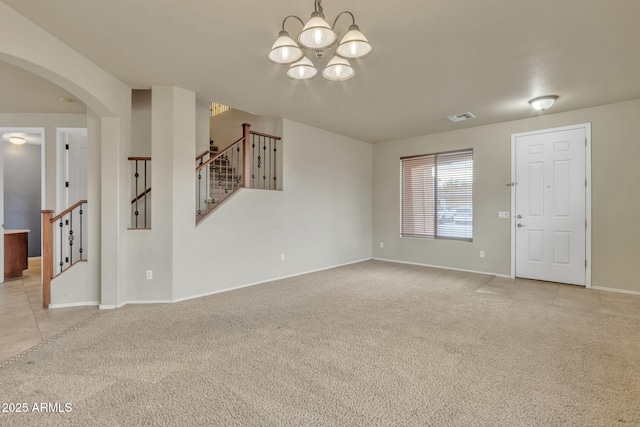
[517,214,522,219]
[517,223,526,228]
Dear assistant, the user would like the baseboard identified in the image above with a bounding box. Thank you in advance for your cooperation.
[123,300,173,305]
[171,258,372,304]
[49,301,99,309]
[372,257,511,278]
[592,286,640,296]
[98,304,116,310]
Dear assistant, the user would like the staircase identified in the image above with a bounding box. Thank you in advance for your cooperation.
[196,123,281,223]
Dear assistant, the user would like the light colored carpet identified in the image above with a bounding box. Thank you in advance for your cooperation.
[1,260,639,426]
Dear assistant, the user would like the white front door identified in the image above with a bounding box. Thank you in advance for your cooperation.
[514,125,588,286]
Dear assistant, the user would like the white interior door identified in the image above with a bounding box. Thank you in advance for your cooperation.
[514,125,587,286]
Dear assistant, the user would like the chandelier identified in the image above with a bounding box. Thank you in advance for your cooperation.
[268,0,373,81]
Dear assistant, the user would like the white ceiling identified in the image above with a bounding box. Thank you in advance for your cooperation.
[2,0,640,143]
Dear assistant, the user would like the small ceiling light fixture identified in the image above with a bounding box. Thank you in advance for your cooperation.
[59,97,76,103]
[9,136,26,145]
[529,95,559,111]
[268,0,372,81]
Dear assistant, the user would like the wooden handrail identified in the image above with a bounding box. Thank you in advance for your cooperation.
[131,187,151,204]
[195,136,245,172]
[128,156,151,161]
[51,200,87,223]
[195,150,210,162]
[249,130,282,140]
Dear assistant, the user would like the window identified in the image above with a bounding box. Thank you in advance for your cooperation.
[401,149,473,241]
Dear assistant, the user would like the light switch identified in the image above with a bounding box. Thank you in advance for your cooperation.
[498,211,510,219]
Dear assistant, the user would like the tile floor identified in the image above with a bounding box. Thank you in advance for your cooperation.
[0,258,99,364]
[477,275,640,318]
[2,260,640,365]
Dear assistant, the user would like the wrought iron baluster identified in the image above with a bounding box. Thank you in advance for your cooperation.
[252,134,255,188]
[79,204,84,261]
[268,137,272,190]
[218,157,222,202]
[197,169,202,216]
[273,140,277,189]
[224,153,229,199]
[68,211,74,265]
[134,161,139,228]
[236,144,241,190]
[263,136,267,188]
[144,160,147,228]
[59,218,64,273]
[257,136,262,189]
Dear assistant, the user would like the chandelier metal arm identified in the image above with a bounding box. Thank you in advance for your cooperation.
[331,11,355,29]
[281,15,305,32]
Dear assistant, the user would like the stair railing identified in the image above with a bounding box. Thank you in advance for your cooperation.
[41,200,87,308]
[128,157,151,229]
[196,136,245,221]
[248,128,281,190]
[195,123,282,223]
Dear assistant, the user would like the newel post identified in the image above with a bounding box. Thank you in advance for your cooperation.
[242,123,251,189]
[41,210,54,308]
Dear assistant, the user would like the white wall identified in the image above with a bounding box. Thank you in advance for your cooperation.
[373,98,640,293]
[171,119,372,301]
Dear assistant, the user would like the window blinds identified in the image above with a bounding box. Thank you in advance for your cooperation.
[401,149,473,240]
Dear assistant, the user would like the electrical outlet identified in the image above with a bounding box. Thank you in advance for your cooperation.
[480,251,485,258]
[498,211,510,219]
[280,254,285,262]
[380,242,384,248]
[146,270,153,280]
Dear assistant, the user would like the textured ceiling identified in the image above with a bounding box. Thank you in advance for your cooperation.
[2,0,640,143]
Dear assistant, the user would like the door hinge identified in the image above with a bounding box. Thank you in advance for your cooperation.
[65,181,69,188]
[585,259,587,268]
[585,138,587,146]
[585,179,587,187]
[585,220,587,229]
[65,144,69,150]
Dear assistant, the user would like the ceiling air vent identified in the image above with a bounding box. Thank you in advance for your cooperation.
[447,112,476,122]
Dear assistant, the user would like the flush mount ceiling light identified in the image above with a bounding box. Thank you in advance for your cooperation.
[268,0,372,81]
[529,95,559,111]
[9,136,26,145]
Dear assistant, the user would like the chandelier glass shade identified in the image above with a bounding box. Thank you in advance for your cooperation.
[323,56,355,81]
[287,56,318,80]
[268,0,372,81]
[267,30,304,64]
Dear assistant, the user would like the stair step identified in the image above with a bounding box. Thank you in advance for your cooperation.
[209,166,236,173]
[210,173,241,179]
